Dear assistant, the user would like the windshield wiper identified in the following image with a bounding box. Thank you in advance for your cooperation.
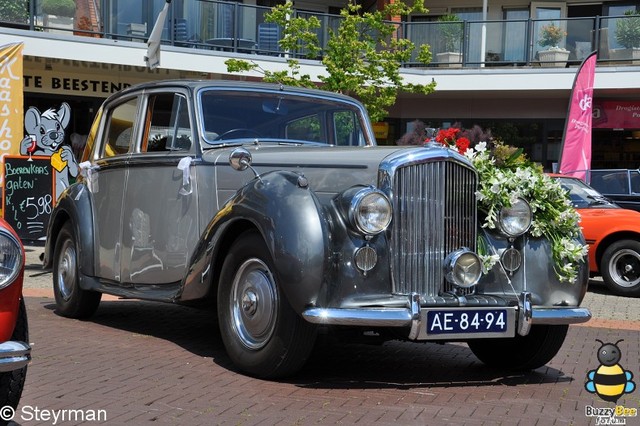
[587,195,611,205]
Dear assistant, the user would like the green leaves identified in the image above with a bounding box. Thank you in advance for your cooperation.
[615,10,640,49]
[224,0,436,122]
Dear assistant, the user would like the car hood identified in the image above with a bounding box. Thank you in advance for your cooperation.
[205,143,462,196]
[577,206,640,239]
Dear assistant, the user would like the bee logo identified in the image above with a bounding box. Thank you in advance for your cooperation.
[585,339,636,403]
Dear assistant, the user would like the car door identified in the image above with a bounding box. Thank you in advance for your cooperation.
[119,90,199,285]
[91,95,138,282]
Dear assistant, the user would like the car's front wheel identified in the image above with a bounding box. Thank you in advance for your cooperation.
[600,239,640,296]
[0,299,28,410]
[218,231,317,378]
[53,223,101,318]
[467,324,568,370]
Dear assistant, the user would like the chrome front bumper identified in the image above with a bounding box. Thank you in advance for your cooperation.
[301,292,592,340]
[0,341,31,372]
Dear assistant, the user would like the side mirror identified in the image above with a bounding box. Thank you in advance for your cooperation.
[229,148,252,171]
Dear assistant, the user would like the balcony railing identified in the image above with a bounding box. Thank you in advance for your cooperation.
[2,0,640,68]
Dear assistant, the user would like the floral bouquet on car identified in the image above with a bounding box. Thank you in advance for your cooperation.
[399,122,588,283]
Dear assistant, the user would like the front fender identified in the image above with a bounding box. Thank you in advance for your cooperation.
[43,183,95,277]
[480,229,589,307]
[181,171,328,313]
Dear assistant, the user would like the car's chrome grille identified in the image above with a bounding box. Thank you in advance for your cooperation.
[390,160,477,297]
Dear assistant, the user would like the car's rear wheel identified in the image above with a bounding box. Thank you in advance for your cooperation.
[0,299,28,411]
[53,223,101,318]
[600,240,640,296]
[218,231,316,378]
[467,324,568,370]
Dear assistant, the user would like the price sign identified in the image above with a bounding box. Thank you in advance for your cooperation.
[2,155,55,244]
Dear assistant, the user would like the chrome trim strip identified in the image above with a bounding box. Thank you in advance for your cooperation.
[0,341,31,372]
[530,307,592,324]
[302,308,413,327]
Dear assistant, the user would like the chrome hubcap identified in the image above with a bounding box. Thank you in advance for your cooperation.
[230,258,278,350]
[57,240,76,301]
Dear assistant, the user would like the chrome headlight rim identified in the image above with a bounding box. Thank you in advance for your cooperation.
[0,229,23,291]
[498,197,532,238]
[444,248,483,289]
[348,188,392,236]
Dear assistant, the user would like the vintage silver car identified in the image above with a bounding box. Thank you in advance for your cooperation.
[44,80,591,378]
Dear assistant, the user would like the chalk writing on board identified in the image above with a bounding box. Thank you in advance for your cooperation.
[2,155,55,241]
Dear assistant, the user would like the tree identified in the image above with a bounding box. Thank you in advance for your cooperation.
[0,0,29,23]
[226,0,436,122]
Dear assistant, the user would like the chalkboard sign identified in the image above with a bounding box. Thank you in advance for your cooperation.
[2,155,55,244]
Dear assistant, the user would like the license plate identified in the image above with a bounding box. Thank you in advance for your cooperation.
[426,308,509,335]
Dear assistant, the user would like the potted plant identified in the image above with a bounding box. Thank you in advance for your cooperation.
[537,22,569,67]
[612,10,640,63]
[436,14,463,67]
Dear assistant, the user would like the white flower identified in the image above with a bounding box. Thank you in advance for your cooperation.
[469,141,587,284]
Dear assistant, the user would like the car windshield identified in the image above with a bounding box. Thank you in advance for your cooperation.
[556,176,614,208]
[198,89,368,146]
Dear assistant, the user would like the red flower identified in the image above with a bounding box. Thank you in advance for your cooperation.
[455,137,470,154]
[434,128,469,154]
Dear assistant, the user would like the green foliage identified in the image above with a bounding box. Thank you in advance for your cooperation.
[225,0,436,122]
[615,10,640,49]
[538,23,566,48]
[437,14,463,52]
[0,0,29,23]
[42,0,76,17]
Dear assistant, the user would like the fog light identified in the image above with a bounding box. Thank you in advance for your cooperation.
[444,249,482,288]
[354,246,377,273]
[501,247,522,273]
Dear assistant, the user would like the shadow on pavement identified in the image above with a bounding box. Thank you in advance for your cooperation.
[40,298,572,390]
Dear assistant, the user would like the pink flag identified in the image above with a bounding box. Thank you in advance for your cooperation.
[558,51,597,180]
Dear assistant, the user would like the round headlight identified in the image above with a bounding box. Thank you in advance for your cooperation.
[444,249,482,288]
[350,189,392,235]
[0,231,23,290]
[498,198,532,237]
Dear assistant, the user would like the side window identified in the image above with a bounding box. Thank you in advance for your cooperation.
[103,98,138,158]
[145,93,192,152]
[285,115,322,142]
[334,110,365,146]
[631,171,640,194]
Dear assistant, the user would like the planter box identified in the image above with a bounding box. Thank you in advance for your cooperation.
[538,49,569,68]
[610,48,640,65]
[435,52,462,68]
[43,14,74,34]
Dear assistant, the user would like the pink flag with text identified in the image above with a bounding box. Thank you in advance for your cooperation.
[558,51,597,180]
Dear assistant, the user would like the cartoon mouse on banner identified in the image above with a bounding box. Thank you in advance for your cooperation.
[19,102,79,200]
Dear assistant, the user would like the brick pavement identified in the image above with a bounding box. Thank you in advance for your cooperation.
[10,247,640,426]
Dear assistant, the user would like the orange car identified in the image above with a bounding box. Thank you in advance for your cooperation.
[554,175,640,297]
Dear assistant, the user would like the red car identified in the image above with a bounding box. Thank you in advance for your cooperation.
[555,175,640,297]
[0,218,30,411]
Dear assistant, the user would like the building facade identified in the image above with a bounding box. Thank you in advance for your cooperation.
[0,0,639,171]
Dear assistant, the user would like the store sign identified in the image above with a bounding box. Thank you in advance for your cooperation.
[22,57,181,98]
[23,73,132,97]
[593,101,640,129]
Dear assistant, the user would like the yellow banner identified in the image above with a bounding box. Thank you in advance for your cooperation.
[0,43,23,156]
